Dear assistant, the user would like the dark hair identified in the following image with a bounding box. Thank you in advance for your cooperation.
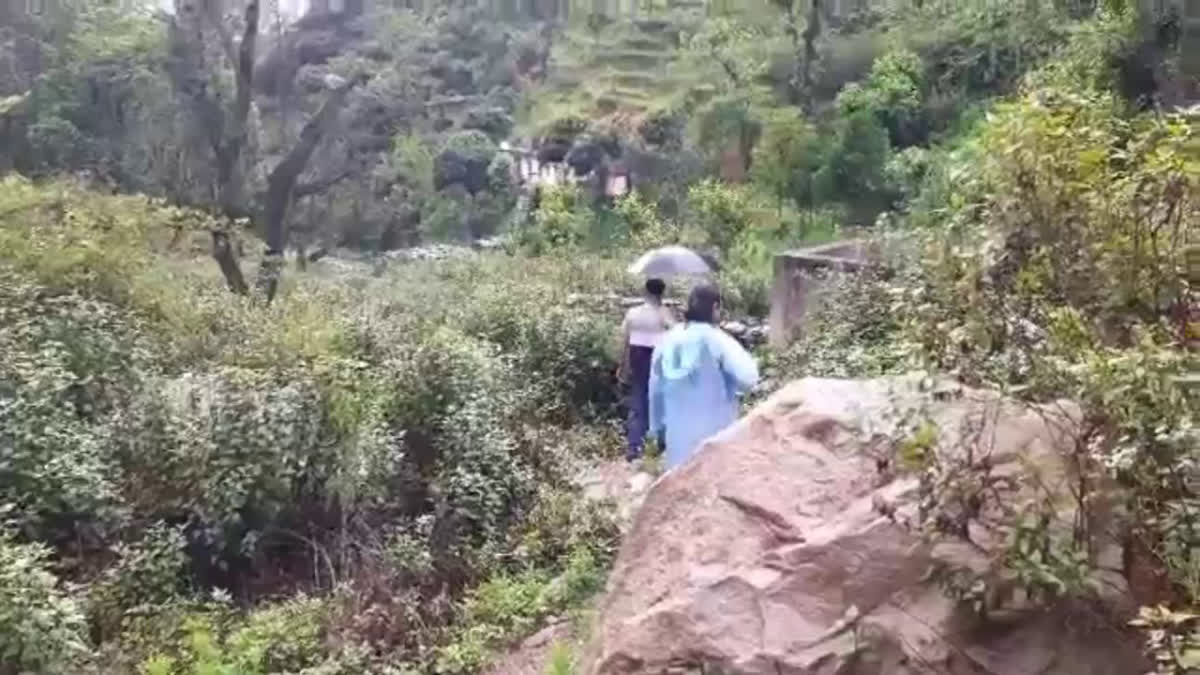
[684,284,721,323]
[645,278,666,297]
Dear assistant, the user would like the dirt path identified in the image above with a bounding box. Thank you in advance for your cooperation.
[481,457,657,675]
[482,619,575,675]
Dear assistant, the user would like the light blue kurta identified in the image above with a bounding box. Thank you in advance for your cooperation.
[648,322,760,470]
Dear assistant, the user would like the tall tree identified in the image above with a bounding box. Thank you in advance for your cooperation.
[169,0,260,293]
[168,0,366,299]
[771,0,824,108]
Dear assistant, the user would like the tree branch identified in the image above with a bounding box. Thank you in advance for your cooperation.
[233,0,260,133]
[212,230,249,295]
[256,73,368,301]
[205,2,240,70]
[294,167,356,199]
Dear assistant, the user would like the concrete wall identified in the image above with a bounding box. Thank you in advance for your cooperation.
[768,239,878,349]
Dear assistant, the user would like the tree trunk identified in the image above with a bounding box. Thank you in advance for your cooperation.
[799,0,822,111]
[170,0,260,295]
[256,74,365,302]
[212,230,249,294]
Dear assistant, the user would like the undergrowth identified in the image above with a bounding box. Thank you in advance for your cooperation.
[0,175,625,674]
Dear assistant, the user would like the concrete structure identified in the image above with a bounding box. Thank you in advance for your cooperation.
[768,239,879,349]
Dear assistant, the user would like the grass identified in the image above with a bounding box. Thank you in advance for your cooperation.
[544,641,577,675]
[436,547,610,675]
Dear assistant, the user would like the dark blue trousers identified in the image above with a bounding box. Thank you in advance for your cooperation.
[626,345,655,460]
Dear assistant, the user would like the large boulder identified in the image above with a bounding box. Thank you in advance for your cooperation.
[586,375,1147,675]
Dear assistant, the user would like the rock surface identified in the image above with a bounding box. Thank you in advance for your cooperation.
[578,459,659,531]
[585,375,1146,675]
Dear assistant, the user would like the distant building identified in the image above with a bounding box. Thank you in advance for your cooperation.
[605,162,630,197]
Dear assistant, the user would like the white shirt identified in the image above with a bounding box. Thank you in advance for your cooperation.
[624,302,673,348]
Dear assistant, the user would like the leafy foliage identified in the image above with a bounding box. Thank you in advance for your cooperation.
[813,109,893,220]
[3,2,1193,673]
[836,48,926,147]
[0,526,91,674]
[761,13,1198,668]
[0,176,628,672]
[750,110,822,213]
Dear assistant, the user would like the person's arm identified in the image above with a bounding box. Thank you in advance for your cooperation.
[714,329,759,392]
[648,346,665,437]
[659,305,677,329]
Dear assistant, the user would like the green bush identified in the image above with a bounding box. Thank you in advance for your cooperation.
[0,528,92,673]
[434,542,610,675]
[870,79,1197,668]
[136,602,323,675]
[899,0,1071,98]
[0,176,632,672]
[813,110,894,221]
[750,110,823,214]
[515,184,593,254]
[0,271,157,541]
[227,595,328,673]
[764,265,912,387]
[684,178,764,253]
[835,48,927,147]
[87,523,187,641]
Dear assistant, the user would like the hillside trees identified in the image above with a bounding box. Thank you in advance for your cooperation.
[768,0,824,107]
[0,2,174,183]
[168,0,369,300]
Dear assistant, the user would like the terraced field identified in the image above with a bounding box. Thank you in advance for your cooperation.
[521,9,710,131]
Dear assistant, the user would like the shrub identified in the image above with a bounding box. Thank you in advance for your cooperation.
[433,541,610,675]
[0,273,153,542]
[684,178,764,253]
[87,523,188,641]
[435,130,498,195]
[0,527,92,673]
[813,110,894,222]
[0,177,628,674]
[764,265,913,387]
[880,81,1198,668]
[515,484,620,570]
[836,48,927,147]
[750,111,823,214]
[515,184,593,254]
[900,0,1071,98]
[226,595,328,673]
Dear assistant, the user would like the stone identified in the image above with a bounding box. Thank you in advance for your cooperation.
[627,472,654,495]
[585,375,1146,675]
[523,618,567,649]
[721,321,748,336]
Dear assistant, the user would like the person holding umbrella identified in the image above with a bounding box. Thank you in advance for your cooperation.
[621,245,714,463]
[618,277,674,462]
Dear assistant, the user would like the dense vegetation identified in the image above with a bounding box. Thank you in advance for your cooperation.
[0,0,1196,673]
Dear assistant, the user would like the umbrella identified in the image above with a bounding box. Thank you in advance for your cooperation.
[628,245,713,279]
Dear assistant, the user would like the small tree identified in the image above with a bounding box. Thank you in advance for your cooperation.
[836,49,927,147]
[813,109,893,222]
[751,110,823,216]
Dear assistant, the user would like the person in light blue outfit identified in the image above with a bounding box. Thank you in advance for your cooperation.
[648,284,759,470]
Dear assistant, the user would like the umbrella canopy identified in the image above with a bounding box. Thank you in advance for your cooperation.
[628,245,713,279]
